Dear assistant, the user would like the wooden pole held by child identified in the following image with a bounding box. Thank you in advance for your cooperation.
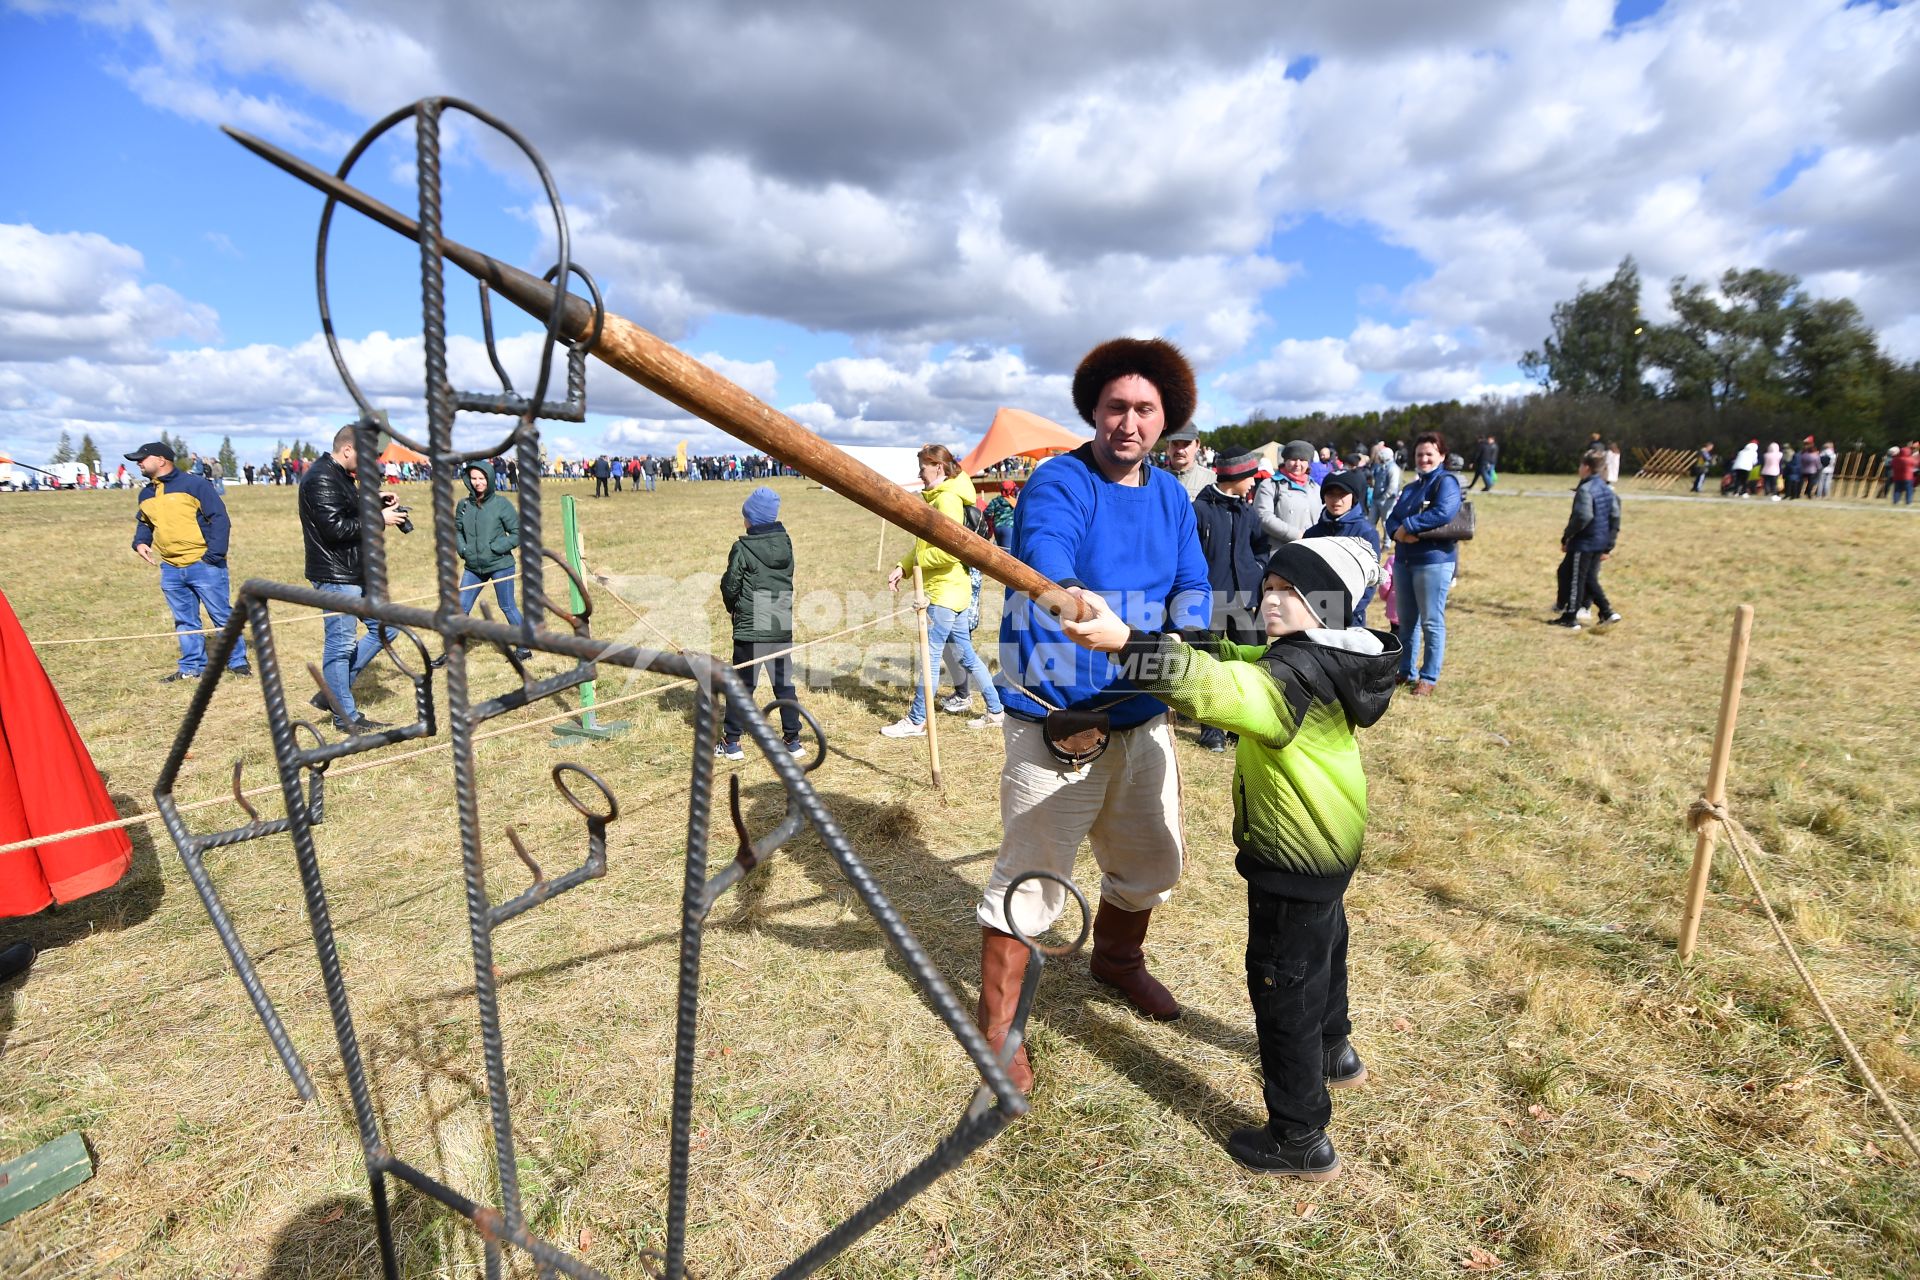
[912,564,943,789]
[1678,603,1753,962]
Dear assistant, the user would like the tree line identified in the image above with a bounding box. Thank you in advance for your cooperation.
[1205,256,1919,472]
[43,429,322,475]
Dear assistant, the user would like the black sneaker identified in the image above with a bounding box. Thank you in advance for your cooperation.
[309,691,333,711]
[160,671,199,684]
[1225,1126,1342,1180]
[0,941,34,984]
[783,737,806,755]
[1597,612,1623,626]
[1198,727,1227,753]
[228,663,254,678]
[331,713,391,734]
[513,647,533,661]
[1548,616,1582,631]
[1324,1037,1368,1088]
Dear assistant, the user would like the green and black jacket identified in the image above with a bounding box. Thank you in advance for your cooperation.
[720,521,796,644]
[1118,627,1401,900]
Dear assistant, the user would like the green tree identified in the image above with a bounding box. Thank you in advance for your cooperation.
[218,435,239,476]
[1521,256,1647,402]
[49,430,75,464]
[1785,297,1882,428]
[1646,267,1799,412]
[76,433,101,473]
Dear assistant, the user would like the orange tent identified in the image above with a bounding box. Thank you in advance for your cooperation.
[377,441,428,466]
[957,408,1087,475]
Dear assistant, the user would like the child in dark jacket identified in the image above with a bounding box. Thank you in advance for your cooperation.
[717,487,805,760]
[1303,471,1381,626]
[1060,536,1399,1180]
[1192,447,1270,752]
[1551,450,1622,630]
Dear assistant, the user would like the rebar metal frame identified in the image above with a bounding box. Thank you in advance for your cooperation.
[153,98,1082,1280]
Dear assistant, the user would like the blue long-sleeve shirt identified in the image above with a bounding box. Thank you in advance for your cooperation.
[1382,467,1461,566]
[997,445,1211,728]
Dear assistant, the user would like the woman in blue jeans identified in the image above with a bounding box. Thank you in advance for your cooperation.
[881,445,1004,736]
[1382,433,1461,696]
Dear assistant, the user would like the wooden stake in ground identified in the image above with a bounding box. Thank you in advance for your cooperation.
[1678,602,1754,962]
[876,511,886,572]
[912,564,943,789]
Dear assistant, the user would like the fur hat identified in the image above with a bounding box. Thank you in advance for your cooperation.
[1071,337,1196,432]
[1265,537,1381,629]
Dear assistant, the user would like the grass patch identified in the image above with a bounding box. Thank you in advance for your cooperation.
[0,476,1916,1277]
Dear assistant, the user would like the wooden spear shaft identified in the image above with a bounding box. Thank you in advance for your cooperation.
[912,565,943,790]
[1677,603,1753,962]
[225,125,1087,624]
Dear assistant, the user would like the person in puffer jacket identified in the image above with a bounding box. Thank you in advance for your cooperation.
[1059,535,1399,1182]
[1551,449,1622,630]
[1302,471,1381,626]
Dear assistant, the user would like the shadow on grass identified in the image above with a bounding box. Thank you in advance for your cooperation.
[0,788,167,1055]
[258,1190,441,1279]
[719,780,1263,1145]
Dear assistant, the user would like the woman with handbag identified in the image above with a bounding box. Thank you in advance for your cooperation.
[1382,433,1465,696]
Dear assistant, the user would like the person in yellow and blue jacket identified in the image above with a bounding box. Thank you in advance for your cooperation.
[881,444,1003,736]
[1060,535,1398,1182]
[126,441,250,683]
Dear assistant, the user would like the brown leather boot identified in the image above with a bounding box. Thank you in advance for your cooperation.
[977,927,1034,1092]
[1087,900,1181,1021]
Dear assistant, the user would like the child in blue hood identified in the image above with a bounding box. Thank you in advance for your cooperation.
[1302,471,1381,627]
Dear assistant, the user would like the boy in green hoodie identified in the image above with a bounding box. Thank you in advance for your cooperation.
[1061,536,1399,1180]
[717,487,805,761]
[434,461,531,667]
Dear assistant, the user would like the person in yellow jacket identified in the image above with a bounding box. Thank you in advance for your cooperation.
[883,444,1005,736]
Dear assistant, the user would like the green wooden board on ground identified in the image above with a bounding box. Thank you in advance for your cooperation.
[0,1131,93,1226]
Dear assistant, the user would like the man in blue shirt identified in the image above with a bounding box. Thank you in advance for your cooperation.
[975,337,1211,1093]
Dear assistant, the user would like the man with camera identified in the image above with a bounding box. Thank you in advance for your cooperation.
[300,423,409,733]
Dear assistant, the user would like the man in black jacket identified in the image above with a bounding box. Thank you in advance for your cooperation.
[300,423,408,731]
[1191,446,1267,751]
[591,455,611,497]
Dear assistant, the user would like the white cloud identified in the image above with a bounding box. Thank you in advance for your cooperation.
[1216,338,1363,407]
[0,224,219,362]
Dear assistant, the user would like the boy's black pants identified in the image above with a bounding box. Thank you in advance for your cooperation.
[722,640,802,745]
[1245,883,1350,1139]
[1559,550,1612,618]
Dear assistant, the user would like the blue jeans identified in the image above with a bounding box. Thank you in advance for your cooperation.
[312,581,392,720]
[458,567,525,628]
[910,604,1002,724]
[1395,559,1455,684]
[159,560,247,675]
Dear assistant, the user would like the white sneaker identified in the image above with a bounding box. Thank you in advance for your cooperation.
[967,711,1005,729]
[940,694,972,714]
[880,718,926,738]
[1599,612,1623,625]
[1576,607,1592,621]
[715,741,745,762]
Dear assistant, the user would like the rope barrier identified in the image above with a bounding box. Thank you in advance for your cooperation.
[29,571,524,648]
[1686,797,1920,1160]
[0,602,916,859]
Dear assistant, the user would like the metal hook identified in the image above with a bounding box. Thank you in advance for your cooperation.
[231,760,260,823]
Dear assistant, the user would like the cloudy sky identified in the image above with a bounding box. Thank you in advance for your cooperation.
[2,0,1915,465]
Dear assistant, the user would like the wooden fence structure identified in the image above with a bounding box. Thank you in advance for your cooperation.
[1631,448,1888,499]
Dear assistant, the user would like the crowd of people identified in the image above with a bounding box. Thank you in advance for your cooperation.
[1695,438,1919,504]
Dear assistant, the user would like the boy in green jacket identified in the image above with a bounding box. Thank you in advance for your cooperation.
[435,462,531,667]
[1061,536,1398,1180]
[718,487,805,761]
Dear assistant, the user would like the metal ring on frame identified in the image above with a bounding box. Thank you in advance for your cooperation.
[1001,870,1091,959]
[551,763,618,824]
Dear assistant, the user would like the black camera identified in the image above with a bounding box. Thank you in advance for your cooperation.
[381,491,414,534]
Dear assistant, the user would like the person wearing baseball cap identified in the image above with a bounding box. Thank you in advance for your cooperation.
[1055,535,1399,1178]
[974,336,1212,1093]
[1161,420,1212,499]
[127,441,251,683]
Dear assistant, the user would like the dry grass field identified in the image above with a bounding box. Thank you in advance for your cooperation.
[1,473,1915,1279]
